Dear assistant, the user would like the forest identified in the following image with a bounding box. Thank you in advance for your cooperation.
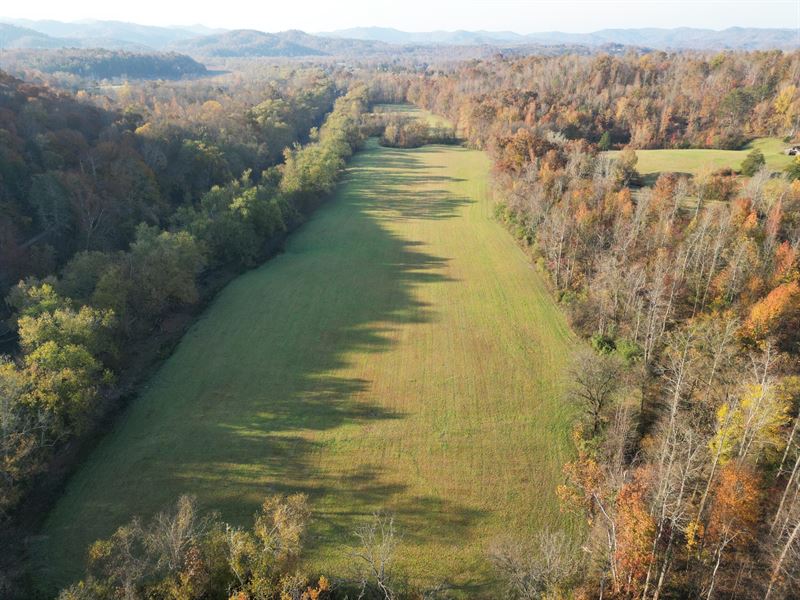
[0,63,362,563]
[0,49,208,79]
[1,29,800,600]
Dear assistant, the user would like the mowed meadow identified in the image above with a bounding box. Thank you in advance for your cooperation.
[34,110,578,593]
[607,136,794,177]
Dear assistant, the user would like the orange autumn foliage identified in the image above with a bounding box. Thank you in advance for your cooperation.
[731,198,753,227]
[745,280,800,342]
[557,426,606,520]
[773,241,798,285]
[707,463,760,550]
[614,469,656,595]
[614,188,634,219]
[300,576,331,600]
[742,211,759,233]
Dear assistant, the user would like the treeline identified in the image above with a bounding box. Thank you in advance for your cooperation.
[369,50,800,150]
[0,49,207,80]
[375,53,800,598]
[58,494,412,600]
[0,81,368,542]
[377,117,457,149]
[501,143,800,600]
[0,67,337,295]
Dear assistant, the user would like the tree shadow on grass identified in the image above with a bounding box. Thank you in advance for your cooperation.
[35,141,487,591]
[345,148,473,222]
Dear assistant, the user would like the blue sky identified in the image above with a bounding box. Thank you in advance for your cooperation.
[3,0,799,33]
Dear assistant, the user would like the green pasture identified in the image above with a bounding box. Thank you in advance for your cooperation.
[35,121,577,594]
[372,103,452,128]
[608,137,794,177]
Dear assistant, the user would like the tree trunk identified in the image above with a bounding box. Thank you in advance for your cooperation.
[765,517,800,599]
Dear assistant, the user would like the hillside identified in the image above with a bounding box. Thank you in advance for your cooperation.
[0,23,72,49]
[5,19,796,56]
[170,28,388,57]
[1,18,218,49]
[169,29,325,57]
[0,48,207,79]
[324,25,799,49]
[320,26,524,45]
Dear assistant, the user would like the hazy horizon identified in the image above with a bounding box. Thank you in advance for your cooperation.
[2,0,798,35]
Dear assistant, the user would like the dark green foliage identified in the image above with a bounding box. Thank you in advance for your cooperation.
[615,338,643,365]
[2,49,207,79]
[740,148,766,176]
[598,130,612,151]
[590,332,616,354]
[0,81,367,532]
[0,67,337,297]
[173,171,294,267]
[787,156,800,181]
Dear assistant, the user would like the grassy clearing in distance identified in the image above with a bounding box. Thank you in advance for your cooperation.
[33,110,577,596]
[607,137,794,177]
[372,102,452,128]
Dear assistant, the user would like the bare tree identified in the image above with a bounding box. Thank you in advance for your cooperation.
[570,348,624,436]
[766,504,800,600]
[146,495,210,572]
[352,512,400,600]
[489,530,582,600]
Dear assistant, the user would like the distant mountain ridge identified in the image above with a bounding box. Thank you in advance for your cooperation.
[0,18,796,55]
[321,26,799,50]
[168,29,388,57]
[0,20,389,57]
[0,23,71,49]
[0,19,224,50]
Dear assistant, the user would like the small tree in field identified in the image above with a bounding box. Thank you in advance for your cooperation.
[614,146,639,186]
[598,131,612,151]
[740,148,765,176]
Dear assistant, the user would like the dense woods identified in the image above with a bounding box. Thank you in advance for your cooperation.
[0,67,338,293]
[377,117,457,148]
[0,49,207,80]
[387,51,800,151]
[0,66,368,550]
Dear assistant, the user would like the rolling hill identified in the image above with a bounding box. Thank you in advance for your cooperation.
[0,48,207,79]
[1,18,219,49]
[169,29,326,57]
[3,19,796,55]
[323,26,799,50]
[0,23,73,49]
[169,28,389,57]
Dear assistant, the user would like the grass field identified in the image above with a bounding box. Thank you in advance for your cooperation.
[607,137,794,177]
[33,125,577,594]
[372,103,452,128]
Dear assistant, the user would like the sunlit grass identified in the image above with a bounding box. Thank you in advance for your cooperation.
[372,103,452,128]
[34,113,577,596]
[607,137,794,177]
